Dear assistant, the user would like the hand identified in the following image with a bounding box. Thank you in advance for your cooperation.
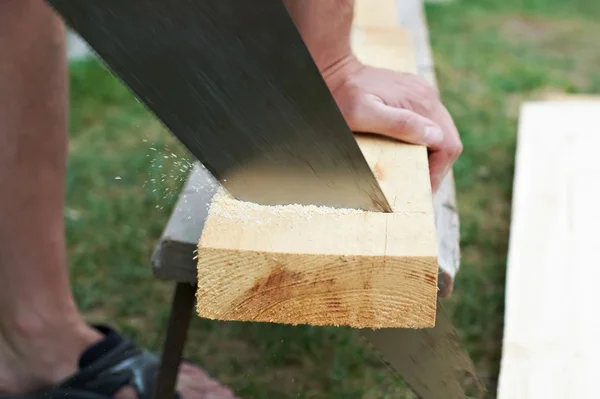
[283,0,461,191]
[324,56,462,192]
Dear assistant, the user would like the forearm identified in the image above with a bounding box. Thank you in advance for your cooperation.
[283,0,356,76]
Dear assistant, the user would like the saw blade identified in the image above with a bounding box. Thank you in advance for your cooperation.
[47,0,391,213]
[360,300,487,399]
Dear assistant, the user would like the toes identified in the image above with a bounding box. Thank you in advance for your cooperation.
[113,386,138,399]
[176,362,237,399]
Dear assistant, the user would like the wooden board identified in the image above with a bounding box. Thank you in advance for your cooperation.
[195,6,439,329]
[151,0,460,299]
[354,0,399,29]
[497,100,600,399]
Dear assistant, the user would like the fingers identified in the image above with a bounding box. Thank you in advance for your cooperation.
[378,91,462,193]
[335,69,463,193]
[428,150,451,192]
[349,97,462,193]
[426,105,462,192]
[350,99,445,147]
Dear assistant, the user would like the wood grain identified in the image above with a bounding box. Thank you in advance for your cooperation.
[195,5,439,329]
[497,100,600,399]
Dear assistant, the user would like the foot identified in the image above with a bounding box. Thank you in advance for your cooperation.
[0,322,236,398]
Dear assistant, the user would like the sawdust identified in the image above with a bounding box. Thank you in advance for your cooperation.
[207,188,366,223]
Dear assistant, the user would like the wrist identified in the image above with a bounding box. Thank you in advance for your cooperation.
[319,54,365,94]
[283,0,355,74]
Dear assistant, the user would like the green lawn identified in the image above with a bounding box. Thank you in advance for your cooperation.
[66,0,600,397]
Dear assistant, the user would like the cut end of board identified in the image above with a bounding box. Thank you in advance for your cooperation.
[195,191,438,329]
[195,249,437,329]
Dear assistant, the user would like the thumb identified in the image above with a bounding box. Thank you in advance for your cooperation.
[355,100,444,147]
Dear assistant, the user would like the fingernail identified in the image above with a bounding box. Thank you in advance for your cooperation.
[423,126,443,145]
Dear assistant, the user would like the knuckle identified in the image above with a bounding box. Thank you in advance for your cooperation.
[396,112,415,135]
[341,97,366,129]
[422,84,439,98]
[411,86,441,114]
[449,141,463,159]
[412,94,439,115]
[420,99,437,114]
[415,81,438,99]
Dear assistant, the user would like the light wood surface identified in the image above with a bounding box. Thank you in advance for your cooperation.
[497,100,600,399]
[354,0,399,28]
[195,3,439,329]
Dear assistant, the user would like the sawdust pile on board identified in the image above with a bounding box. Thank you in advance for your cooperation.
[207,188,366,225]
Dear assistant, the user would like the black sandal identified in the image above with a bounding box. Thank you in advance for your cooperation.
[0,325,226,399]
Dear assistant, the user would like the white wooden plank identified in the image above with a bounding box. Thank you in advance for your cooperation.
[498,100,600,399]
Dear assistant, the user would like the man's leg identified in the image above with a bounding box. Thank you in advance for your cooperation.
[0,2,234,397]
[0,1,101,391]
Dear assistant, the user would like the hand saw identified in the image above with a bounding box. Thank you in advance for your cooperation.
[47,0,482,397]
[48,0,390,213]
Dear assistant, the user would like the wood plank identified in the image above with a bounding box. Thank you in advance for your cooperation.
[195,13,439,329]
[351,26,416,71]
[397,0,435,81]
[152,0,461,298]
[197,193,437,328]
[354,0,399,29]
[497,100,600,399]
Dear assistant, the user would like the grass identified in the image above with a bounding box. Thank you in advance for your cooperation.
[65,0,600,397]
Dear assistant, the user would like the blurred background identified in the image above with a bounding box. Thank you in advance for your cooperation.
[65,0,600,397]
